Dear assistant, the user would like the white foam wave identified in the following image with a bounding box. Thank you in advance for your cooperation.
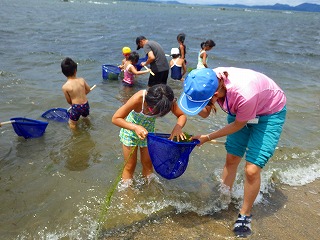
[88,0,110,5]
[269,149,320,186]
[277,162,320,186]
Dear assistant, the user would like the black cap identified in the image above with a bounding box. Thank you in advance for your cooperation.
[136,36,146,50]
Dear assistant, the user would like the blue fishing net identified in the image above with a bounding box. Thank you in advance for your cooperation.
[102,65,121,80]
[135,55,148,71]
[10,118,48,139]
[41,108,69,122]
[147,133,199,179]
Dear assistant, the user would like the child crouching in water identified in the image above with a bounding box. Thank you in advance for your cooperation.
[61,57,93,129]
[169,47,187,81]
[112,84,187,186]
[122,51,150,87]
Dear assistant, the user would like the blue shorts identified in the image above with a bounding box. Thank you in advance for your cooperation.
[225,106,286,168]
[69,102,90,121]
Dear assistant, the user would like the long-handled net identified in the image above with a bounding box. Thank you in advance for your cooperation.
[0,117,49,139]
[41,108,69,122]
[147,133,199,179]
[135,55,148,70]
[41,85,96,122]
[102,65,121,80]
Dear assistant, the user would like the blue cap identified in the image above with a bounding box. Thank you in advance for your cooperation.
[178,68,218,115]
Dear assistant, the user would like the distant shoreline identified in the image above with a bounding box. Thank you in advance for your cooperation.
[119,1,320,13]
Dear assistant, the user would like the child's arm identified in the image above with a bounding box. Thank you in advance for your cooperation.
[201,52,208,68]
[84,80,91,94]
[62,84,72,105]
[118,58,126,70]
[168,102,187,141]
[179,45,185,59]
[169,59,173,68]
[129,65,149,76]
[198,105,213,118]
[111,91,149,140]
[181,60,187,78]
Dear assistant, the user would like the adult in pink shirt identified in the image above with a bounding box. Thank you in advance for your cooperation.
[178,68,287,238]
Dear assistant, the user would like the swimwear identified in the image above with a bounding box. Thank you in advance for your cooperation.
[122,63,135,86]
[196,50,206,69]
[119,90,156,147]
[170,58,182,80]
[69,101,90,121]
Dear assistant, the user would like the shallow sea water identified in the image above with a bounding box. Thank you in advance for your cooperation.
[0,0,319,239]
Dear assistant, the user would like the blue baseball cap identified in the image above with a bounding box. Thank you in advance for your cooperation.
[178,68,219,115]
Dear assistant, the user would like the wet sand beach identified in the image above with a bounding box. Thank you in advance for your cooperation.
[1,1,320,238]
[102,179,320,240]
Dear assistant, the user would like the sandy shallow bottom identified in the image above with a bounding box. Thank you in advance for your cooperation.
[101,179,320,240]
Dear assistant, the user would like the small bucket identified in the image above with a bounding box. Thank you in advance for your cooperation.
[102,65,121,80]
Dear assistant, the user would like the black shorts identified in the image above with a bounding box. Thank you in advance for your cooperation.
[148,70,169,87]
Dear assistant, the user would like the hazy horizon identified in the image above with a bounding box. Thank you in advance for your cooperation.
[173,0,320,6]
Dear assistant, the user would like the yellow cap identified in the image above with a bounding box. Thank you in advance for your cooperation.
[122,46,131,54]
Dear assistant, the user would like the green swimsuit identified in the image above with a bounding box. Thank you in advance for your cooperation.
[119,90,156,147]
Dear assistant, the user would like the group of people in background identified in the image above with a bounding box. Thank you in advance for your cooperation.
[119,34,216,87]
[60,32,287,238]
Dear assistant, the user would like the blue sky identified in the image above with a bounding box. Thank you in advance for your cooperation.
[177,0,320,6]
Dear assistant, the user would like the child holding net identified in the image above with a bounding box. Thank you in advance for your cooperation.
[112,84,187,186]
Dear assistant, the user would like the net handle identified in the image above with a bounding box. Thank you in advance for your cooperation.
[144,66,155,76]
[1,118,48,139]
[0,120,14,127]
[90,84,96,91]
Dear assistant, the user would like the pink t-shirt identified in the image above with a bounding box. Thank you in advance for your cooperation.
[213,67,286,122]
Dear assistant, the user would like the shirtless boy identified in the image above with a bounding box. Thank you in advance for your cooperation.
[61,57,92,129]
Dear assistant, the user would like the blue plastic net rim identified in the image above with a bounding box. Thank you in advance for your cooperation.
[10,117,48,126]
[147,133,200,145]
[41,107,68,116]
[102,64,121,74]
[41,108,70,122]
[9,117,49,139]
[147,132,199,179]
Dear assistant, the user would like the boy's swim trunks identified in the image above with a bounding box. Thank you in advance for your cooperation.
[69,102,90,121]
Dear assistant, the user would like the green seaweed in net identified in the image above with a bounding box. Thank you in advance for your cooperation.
[173,132,193,142]
[108,72,119,80]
